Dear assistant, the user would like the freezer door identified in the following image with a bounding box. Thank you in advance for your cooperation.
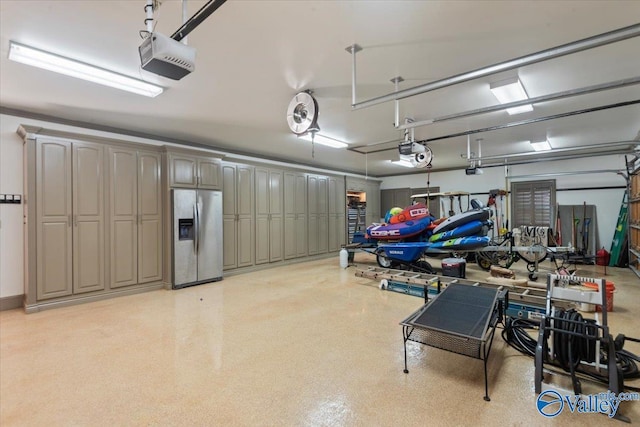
[197,190,223,282]
[173,189,197,286]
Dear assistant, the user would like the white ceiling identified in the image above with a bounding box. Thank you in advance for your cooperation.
[1,1,639,176]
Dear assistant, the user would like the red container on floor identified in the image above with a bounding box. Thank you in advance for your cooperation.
[583,281,615,312]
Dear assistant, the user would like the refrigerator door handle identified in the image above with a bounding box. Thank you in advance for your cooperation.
[194,203,199,254]
[196,202,202,254]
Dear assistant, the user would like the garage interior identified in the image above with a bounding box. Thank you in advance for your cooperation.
[1,1,639,425]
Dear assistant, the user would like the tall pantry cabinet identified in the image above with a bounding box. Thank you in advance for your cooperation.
[21,127,164,312]
[222,162,255,270]
[34,139,105,299]
[255,167,283,264]
[108,147,163,288]
[284,171,308,259]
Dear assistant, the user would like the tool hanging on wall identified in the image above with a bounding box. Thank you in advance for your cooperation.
[582,201,591,254]
[571,206,577,249]
[555,203,562,246]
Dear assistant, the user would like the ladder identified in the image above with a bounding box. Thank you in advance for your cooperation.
[609,191,628,267]
[355,266,549,306]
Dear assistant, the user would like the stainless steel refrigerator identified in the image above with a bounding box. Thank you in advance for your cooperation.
[172,189,223,289]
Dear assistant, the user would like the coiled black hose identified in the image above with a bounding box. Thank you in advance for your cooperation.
[502,315,640,384]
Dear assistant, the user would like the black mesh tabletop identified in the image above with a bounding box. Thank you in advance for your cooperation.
[408,284,498,339]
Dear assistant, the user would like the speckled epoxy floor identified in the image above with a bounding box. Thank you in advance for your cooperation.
[1,254,639,426]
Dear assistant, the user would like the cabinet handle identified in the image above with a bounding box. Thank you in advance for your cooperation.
[74,215,78,227]
[68,214,72,227]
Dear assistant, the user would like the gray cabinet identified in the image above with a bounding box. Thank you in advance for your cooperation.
[284,172,307,259]
[222,163,254,270]
[72,142,106,294]
[108,147,162,289]
[168,152,221,189]
[255,167,283,264]
[366,181,381,226]
[197,157,222,189]
[308,175,328,255]
[35,139,105,300]
[328,176,346,252]
[36,140,74,299]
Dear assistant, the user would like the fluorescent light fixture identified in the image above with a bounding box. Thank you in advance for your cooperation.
[490,77,533,115]
[299,133,348,148]
[390,159,414,168]
[8,41,164,97]
[530,140,552,151]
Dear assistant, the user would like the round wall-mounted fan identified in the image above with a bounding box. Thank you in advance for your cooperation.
[414,146,433,168]
[286,91,319,135]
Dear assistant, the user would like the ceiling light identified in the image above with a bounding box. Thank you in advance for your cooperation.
[299,133,348,148]
[8,41,164,97]
[530,140,552,151]
[490,77,533,115]
[390,159,414,168]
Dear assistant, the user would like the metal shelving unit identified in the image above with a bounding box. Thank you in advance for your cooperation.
[347,202,366,243]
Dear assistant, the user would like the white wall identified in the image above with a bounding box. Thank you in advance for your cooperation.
[0,115,25,298]
[380,155,628,252]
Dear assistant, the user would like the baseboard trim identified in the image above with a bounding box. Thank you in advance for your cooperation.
[0,294,24,311]
[24,283,165,314]
[223,252,338,277]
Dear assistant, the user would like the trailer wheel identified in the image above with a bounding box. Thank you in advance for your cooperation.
[413,260,434,274]
[376,252,394,268]
[476,255,493,271]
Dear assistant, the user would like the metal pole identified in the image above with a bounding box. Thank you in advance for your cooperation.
[506,170,624,180]
[352,23,640,110]
[171,0,228,42]
[396,77,640,131]
[470,140,640,162]
[348,99,640,155]
[479,151,638,169]
[418,99,640,144]
[391,76,404,128]
[345,44,362,106]
[182,0,189,45]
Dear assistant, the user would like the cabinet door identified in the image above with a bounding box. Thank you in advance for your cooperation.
[328,176,346,252]
[109,147,138,288]
[236,165,254,267]
[73,142,105,294]
[36,140,73,300]
[317,176,329,254]
[255,168,270,265]
[138,151,162,283]
[169,154,197,188]
[269,170,283,262]
[295,174,307,257]
[283,172,297,260]
[198,157,221,189]
[336,177,346,248]
[308,175,318,255]
[222,164,237,269]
